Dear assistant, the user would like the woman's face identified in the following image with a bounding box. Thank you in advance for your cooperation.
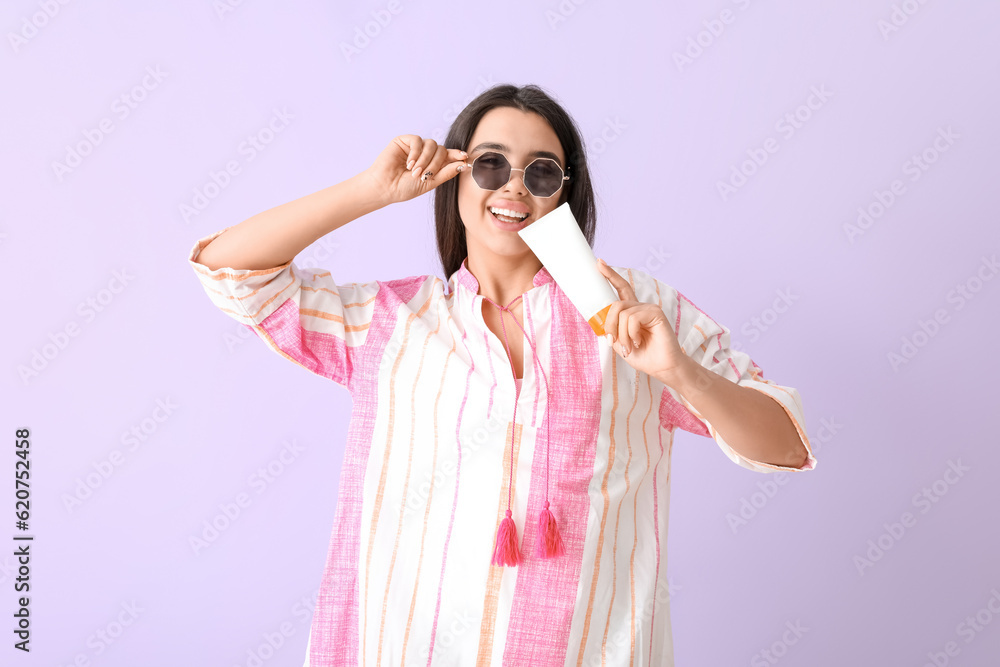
[457,107,567,262]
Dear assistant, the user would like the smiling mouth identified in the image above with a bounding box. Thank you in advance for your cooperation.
[488,206,531,225]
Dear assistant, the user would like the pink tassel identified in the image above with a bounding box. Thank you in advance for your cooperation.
[535,501,566,559]
[491,509,522,567]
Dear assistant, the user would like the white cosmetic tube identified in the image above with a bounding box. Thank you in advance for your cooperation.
[518,202,619,336]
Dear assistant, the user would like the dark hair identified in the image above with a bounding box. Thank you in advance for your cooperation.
[433,83,597,279]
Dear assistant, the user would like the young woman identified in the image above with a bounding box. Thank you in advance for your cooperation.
[188,84,817,667]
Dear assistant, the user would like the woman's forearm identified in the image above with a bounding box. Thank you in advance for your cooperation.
[195,170,386,271]
[660,359,809,469]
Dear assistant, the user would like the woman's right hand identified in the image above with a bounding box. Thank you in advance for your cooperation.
[363,135,469,206]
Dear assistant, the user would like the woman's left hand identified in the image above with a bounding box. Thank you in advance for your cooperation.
[596,258,689,382]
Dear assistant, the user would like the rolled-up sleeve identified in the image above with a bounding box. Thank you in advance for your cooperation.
[187,225,380,389]
[658,284,816,473]
[613,266,817,474]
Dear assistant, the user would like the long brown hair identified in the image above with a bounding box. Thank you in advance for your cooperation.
[433,83,597,279]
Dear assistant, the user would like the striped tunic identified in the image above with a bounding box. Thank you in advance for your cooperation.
[187,226,817,667]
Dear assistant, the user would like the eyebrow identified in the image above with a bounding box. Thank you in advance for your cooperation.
[469,142,564,167]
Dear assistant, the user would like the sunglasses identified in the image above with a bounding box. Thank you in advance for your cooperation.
[463,151,570,198]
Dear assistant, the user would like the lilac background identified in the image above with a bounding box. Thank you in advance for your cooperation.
[3,1,999,665]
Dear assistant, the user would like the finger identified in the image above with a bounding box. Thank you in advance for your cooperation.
[596,260,623,302]
[411,138,438,179]
[426,158,468,185]
[603,300,624,341]
[618,308,632,353]
[402,135,422,172]
[597,258,635,302]
[624,306,644,348]
[421,145,455,184]
[602,259,640,303]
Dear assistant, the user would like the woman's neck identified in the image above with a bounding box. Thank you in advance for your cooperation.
[467,252,542,307]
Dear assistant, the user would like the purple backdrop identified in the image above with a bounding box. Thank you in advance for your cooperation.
[3,1,999,665]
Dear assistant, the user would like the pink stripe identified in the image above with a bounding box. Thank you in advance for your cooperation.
[677,291,723,331]
[503,285,605,666]
[658,388,711,436]
[258,299,351,385]
[307,276,425,666]
[663,289,726,435]
[426,316,475,665]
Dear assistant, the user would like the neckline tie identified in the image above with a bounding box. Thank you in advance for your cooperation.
[480,293,566,566]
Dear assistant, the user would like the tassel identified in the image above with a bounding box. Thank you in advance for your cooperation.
[535,500,566,559]
[491,509,522,567]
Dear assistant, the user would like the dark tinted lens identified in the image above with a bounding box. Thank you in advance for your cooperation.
[472,152,510,190]
[524,159,563,197]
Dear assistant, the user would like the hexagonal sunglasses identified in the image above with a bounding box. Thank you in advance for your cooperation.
[462,151,570,198]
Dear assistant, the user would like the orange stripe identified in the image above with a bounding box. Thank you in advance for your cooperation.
[600,268,642,663]
[299,308,371,333]
[623,374,656,665]
[237,270,298,321]
[692,324,711,355]
[601,269,639,663]
[238,266,374,327]
[362,284,437,667]
[199,275,376,314]
[576,342,620,666]
[302,284,378,308]
[601,367,639,663]
[192,260,289,281]
[400,296,457,665]
[474,417,524,666]
[376,286,444,667]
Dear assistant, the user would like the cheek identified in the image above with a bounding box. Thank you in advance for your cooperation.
[457,184,486,222]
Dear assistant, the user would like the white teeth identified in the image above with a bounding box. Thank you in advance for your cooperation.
[489,206,528,220]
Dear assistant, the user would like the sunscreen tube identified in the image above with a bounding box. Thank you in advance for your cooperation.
[518,202,619,336]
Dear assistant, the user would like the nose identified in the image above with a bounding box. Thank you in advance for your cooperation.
[502,167,527,196]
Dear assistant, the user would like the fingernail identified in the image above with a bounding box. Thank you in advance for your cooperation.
[407,160,414,170]
[605,333,613,344]
[633,339,640,348]
[460,150,468,156]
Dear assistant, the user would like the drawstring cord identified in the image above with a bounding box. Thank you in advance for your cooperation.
[481,294,566,567]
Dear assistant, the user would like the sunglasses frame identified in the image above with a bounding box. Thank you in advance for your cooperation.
[463,151,570,198]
